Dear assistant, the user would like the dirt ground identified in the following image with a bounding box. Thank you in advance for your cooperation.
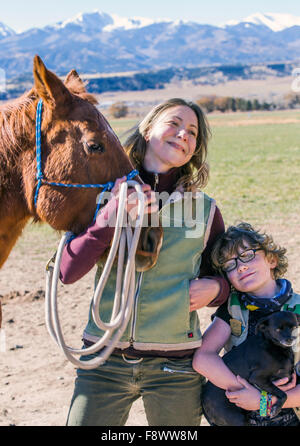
[1,218,299,427]
[0,224,216,426]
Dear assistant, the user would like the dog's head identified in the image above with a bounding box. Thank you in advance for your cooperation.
[255,311,300,348]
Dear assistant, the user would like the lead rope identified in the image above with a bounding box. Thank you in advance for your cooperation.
[45,180,145,369]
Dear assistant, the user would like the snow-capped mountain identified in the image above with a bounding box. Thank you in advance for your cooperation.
[0,22,15,38]
[51,11,113,31]
[104,13,166,31]
[50,11,168,32]
[225,12,300,32]
[0,11,300,78]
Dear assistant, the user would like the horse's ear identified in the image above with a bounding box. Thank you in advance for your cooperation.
[64,69,85,86]
[33,55,72,107]
[64,69,87,94]
[64,69,98,105]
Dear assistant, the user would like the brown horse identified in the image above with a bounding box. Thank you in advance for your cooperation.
[0,55,162,328]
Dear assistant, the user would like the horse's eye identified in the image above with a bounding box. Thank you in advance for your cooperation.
[85,141,105,154]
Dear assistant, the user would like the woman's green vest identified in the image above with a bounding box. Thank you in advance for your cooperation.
[225,291,300,419]
[83,191,216,351]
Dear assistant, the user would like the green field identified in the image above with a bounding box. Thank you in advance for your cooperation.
[11,110,300,261]
[110,111,300,227]
[206,122,300,225]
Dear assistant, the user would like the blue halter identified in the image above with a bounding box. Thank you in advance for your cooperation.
[34,99,139,223]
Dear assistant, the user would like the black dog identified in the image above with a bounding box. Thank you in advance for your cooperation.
[202,311,300,426]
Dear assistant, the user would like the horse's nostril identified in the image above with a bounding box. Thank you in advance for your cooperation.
[85,142,105,154]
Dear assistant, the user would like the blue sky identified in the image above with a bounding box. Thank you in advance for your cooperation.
[2,0,300,32]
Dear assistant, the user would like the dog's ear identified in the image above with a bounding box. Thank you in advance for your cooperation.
[255,315,271,335]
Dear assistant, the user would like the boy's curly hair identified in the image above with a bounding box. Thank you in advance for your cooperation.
[211,222,288,280]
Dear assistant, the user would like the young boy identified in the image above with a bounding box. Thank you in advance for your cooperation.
[193,222,300,426]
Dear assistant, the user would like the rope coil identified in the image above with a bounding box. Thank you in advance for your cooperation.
[45,180,145,369]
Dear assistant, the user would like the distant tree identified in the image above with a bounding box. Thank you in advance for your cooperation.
[214,96,231,112]
[261,102,271,110]
[235,98,247,111]
[252,99,261,110]
[246,100,253,111]
[196,96,216,113]
[227,97,237,112]
[283,93,300,109]
[195,95,283,114]
[109,102,128,118]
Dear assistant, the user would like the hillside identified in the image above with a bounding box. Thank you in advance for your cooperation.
[3,61,299,102]
[0,11,300,79]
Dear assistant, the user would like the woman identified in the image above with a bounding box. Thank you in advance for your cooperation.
[61,98,229,426]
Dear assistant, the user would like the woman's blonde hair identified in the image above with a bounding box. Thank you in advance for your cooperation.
[124,98,210,192]
[211,222,288,280]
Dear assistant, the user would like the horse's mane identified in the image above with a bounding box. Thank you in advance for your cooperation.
[0,91,36,153]
[0,77,98,159]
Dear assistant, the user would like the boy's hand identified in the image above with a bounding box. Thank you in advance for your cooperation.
[226,374,297,411]
[273,373,297,391]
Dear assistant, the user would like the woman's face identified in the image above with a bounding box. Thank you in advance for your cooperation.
[144,105,199,173]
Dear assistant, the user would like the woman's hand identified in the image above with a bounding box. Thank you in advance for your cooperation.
[189,278,220,311]
[112,177,158,221]
[225,376,260,411]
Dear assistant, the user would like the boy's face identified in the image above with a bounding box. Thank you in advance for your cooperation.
[224,241,277,297]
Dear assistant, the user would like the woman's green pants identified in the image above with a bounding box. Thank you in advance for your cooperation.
[67,352,204,426]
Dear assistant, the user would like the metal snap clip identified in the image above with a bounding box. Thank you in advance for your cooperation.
[122,354,143,364]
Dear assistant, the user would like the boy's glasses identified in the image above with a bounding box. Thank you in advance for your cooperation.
[221,248,262,273]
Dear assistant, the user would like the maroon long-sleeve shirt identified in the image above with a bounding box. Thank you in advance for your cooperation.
[60,167,229,307]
